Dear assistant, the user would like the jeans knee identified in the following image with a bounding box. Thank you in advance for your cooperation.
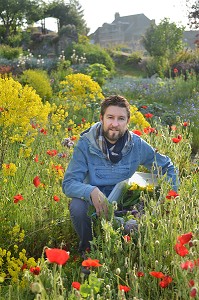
[69,198,89,221]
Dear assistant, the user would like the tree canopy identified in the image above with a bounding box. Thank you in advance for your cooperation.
[44,0,88,34]
[142,18,185,58]
[187,0,199,29]
[0,0,43,41]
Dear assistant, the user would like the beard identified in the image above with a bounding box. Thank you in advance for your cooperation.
[102,127,124,143]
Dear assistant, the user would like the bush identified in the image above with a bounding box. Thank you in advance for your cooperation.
[20,69,53,101]
[0,45,23,60]
[65,42,115,72]
[59,73,104,122]
[87,63,110,86]
[126,51,142,66]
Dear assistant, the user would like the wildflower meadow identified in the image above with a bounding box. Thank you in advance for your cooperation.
[0,61,199,300]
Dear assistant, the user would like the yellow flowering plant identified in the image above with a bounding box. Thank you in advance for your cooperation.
[0,77,51,166]
[117,182,155,210]
[59,73,104,122]
[0,225,37,285]
[130,105,150,129]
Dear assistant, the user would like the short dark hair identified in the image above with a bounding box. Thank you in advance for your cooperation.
[100,95,130,119]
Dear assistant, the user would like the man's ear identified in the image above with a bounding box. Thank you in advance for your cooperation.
[100,114,103,122]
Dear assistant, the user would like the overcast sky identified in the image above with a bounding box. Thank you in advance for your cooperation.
[44,0,192,33]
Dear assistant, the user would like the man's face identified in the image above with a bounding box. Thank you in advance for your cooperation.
[100,105,130,144]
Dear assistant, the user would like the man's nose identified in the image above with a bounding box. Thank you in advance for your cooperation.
[111,118,119,126]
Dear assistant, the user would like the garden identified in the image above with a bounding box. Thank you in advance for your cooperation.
[0,41,199,299]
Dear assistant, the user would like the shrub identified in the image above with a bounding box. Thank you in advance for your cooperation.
[126,51,142,66]
[87,63,110,86]
[65,42,115,72]
[59,73,104,122]
[20,69,53,101]
[0,76,51,166]
[0,45,23,60]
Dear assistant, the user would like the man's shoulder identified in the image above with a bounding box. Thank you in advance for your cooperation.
[80,122,100,138]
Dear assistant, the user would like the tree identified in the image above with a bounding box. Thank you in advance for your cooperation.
[44,0,88,34]
[0,0,44,42]
[142,18,185,59]
[187,0,199,29]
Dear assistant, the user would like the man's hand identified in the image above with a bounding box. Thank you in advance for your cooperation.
[90,187,108,218]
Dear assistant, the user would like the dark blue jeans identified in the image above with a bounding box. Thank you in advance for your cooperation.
[69,197,93,252]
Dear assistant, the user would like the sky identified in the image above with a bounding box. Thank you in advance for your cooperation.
[44,0,192,34]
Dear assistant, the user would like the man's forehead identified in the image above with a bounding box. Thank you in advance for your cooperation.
[104,106,128,116]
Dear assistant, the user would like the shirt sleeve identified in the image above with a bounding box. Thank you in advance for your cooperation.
[62,141,96,204]
[139,138,179,191]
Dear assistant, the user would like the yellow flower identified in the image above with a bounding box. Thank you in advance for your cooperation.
[129,183,139,190]
[2,163,17,176]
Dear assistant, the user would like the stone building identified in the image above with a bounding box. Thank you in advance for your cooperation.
[90,12,199,51]
[90,12,155,50]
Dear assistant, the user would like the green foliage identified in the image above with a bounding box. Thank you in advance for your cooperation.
[0,0,42,43]
[187,0,199,29]
[45,0,88,34]
[146,56,170,77]
[126,51,142,66]
[87,63,110,86]
[142,18,184,59]
[0,45,22,60]
[20,69,53,101]
[65,42,115,72]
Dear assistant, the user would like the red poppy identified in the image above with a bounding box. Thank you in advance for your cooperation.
[181,260,195,270]
[82,258,102,268]
[149,271,165,278]
[194,258,199,266]
[34,154,39,162]
[40,128,47,135]
[132,129,142,136]
[81,118,86,123]
[33,176,41,187]
[123,235,131,242]
[118,285,131,292]
[45,248,70,265]
[177,232,193,244]
[72,282,81,290]
[31,123,39,129]
[137,271,144,277]
[13,194,24,204]
[174,243,189,257]
[71,136,77,141]
[144,113,153,118]
[141,105,148,109]
[53,195,60,202]
[21,263,28,270]
[159,276,172,288]
[68,127,72,131]
[52,164,64,172]
[173,68,178,73]
[172,135,182,143]
[46,149,58,156]
[183,121,189,127]
[166,190,179,199]
[190,287,197,298]
[189,280,195,287]
[30,266,41,275]
[144,127,156,134]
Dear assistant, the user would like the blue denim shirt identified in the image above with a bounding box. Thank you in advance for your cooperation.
[62,122,179,203]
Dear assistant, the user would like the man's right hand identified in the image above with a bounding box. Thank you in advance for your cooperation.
[90,187,108,218]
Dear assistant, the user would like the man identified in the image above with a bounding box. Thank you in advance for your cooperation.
[62,95,178,253]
